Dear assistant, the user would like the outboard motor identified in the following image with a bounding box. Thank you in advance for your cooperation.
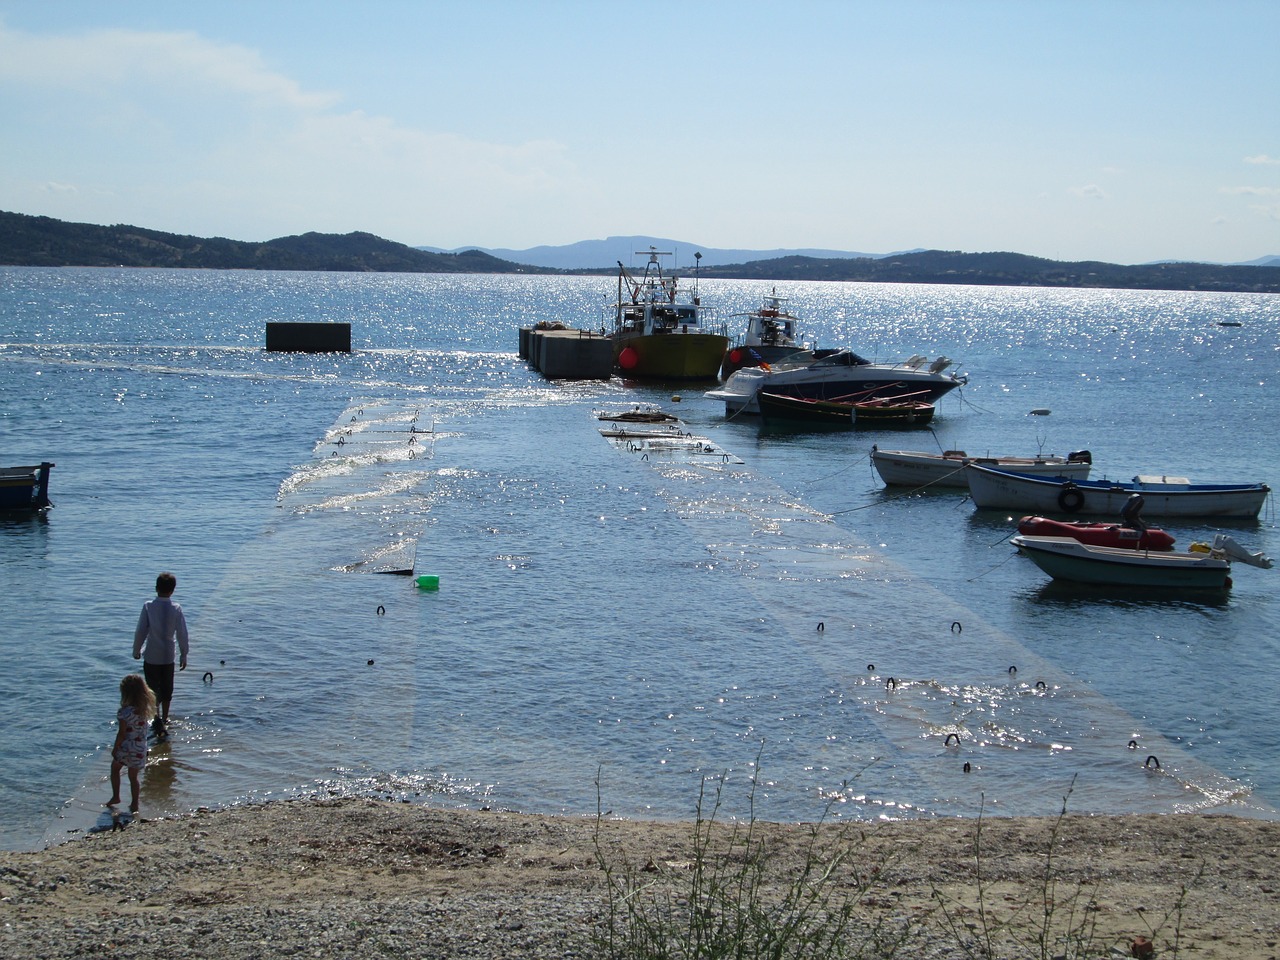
[1067,449,1092,464]
[1213,534,1274,569]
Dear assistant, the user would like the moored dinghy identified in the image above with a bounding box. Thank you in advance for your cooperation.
[756,388,937,428]
[871,447,1092,489]
[851,396,935,426]
[1016,515,1176,551]
[1010,533,1272,589]
[756,389,856,427]
[967,464,1271,518]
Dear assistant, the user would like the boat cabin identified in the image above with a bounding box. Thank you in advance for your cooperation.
[611,247,707,337]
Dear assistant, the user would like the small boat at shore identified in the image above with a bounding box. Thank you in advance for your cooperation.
[1010,533,1272,589]
[1016,515,1176,551]
[0,462,55,510]
[871,447,1092,489]
[967,464,1271,518]
[605,247,729,381]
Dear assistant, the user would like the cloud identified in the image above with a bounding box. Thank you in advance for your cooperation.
[1244,154,1280,166]
[0,19,590,243]
[0,20,336,110]
[1220,186,1280,197]
[1070,184,1108,200]
[1217,186,1280,222]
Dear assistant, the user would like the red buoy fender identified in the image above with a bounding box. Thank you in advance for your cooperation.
[618,346,639,370]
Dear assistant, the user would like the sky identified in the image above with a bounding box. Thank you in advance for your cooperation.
[1,1,1278,265]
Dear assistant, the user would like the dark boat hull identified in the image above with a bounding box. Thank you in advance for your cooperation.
[852,400,935,426]
[612,332,729,380]
[0,462,54,510]
[757,390,853,426]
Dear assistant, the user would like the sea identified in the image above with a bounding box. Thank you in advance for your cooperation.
[2,266,1278,851]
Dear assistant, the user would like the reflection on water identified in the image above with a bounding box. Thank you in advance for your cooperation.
[1025,580,1232,610]
[4,271,1279,849]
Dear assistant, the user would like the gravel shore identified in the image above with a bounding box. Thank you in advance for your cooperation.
[2,799,1277,959]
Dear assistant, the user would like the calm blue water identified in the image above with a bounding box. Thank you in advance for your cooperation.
[2,267,1278,850]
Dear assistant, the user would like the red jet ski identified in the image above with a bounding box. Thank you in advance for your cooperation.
[1016,515,1176,551]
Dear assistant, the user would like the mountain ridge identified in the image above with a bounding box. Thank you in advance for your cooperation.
[421,235,1280,272]
[2,211,1277,293]
[415,236,919,270]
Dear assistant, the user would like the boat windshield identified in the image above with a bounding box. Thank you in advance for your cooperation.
[652,304,700,329]
[811,350,871,367]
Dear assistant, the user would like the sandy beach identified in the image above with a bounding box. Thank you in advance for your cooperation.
[1,799,1276,959]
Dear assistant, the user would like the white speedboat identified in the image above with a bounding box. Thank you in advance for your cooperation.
[706,349,967,416]
[870,447,1092,489]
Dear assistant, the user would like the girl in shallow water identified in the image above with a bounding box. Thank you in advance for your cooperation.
[107,673,156,814]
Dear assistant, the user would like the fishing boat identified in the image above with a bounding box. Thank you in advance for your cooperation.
[706,349,966,416]
[756,389,937,428]
[966,464,1271,518]
[720,290,823,377]
[1010,533,1272,589]
[605,247,729,380]
[1016,515,1176,551]
[756,389,854,426]
[0,462,54,510]
[851,397,935,426]
[871,447,1093,489]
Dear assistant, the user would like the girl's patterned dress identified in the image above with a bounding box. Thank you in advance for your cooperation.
[113,705,148,770]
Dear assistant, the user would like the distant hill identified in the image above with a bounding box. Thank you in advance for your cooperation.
[0,211,529,273]
[418,235,897,269]
[696,250,1280,293]
[2,211,1277,293]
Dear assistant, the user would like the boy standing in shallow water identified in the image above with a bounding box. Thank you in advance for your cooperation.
[132,571,189,739]
[107,673,156,813]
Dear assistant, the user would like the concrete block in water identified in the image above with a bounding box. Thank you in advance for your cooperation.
[266,322,352,353]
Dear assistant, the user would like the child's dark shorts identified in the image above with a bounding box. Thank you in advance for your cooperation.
[143,662,175,702]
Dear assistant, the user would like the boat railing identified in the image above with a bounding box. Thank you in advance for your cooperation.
[601,304,727,339]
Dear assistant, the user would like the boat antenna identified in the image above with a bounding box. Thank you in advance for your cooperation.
[694,251,702,302]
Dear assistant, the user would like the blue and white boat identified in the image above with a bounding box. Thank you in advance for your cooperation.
[967,463,1270,518]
